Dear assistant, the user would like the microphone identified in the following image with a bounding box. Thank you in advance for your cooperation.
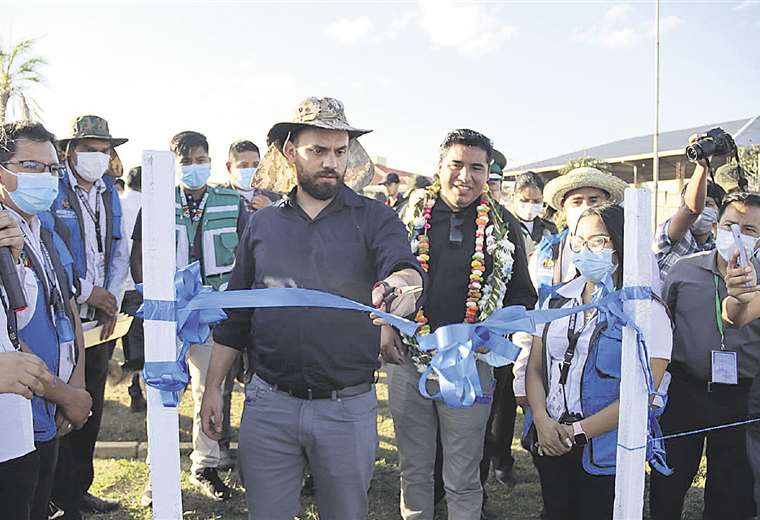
[0,247,27,312]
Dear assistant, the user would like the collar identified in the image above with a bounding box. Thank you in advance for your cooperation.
[555,275,588,299]
[65,160,106,194]
[691,249,722,276]
[281,184,363,209]
[432,195,480,215]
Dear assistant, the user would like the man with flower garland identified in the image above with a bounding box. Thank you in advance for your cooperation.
[389,129,536,520]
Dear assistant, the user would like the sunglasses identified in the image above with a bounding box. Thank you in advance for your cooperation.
[449,213,464,247]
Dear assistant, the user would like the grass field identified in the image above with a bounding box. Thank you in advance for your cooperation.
[91,369,707,519]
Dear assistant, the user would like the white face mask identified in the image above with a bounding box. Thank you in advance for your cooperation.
[74,152,110,182]
[692,206,719,236]
[715,227,759,262]
[515,201,543,222]
[565,204,589,232]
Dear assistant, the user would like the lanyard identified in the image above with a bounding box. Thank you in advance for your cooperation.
[713,274,726,349]
[75,186,103,253]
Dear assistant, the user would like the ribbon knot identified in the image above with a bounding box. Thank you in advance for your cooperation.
[138,262,228,407]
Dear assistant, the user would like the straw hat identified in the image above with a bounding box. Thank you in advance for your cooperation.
[544,167,628,210]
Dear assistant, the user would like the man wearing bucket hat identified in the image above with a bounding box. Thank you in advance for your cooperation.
[201,97,424,519]
[50,115,129,516]
[487,149,507,203]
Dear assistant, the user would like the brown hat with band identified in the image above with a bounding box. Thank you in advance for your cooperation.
[57,115,128,148]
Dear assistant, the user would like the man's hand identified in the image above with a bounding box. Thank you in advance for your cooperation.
[58,385,93,431]
[0,351,53,399]
[250,194,272,211]
[200,386,224,441]
[726,251,760,304]
[380,325,406,365]
[96,310,117,341]
[0,211,25,263]
[87,287,118,316]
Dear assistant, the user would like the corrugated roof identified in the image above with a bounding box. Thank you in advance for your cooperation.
[506,116,759,174]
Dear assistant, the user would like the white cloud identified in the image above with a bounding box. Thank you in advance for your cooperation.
[659,15,686,34]
[383,11,416,40]
[417,0,515,57]
[574,4,684,49]
[324,16,374,45]
[735,0,760,10]
[605,3,632,21]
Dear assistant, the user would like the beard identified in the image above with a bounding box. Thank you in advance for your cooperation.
[295,162,345,201]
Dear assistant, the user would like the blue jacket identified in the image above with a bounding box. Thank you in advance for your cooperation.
[50,170,123,289]
[534,229,568,305]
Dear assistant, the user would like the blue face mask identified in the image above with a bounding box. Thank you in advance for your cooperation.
[7,170,59,215]
[235,167,257,191]
[572,248,616,290]
[180,163,211,189]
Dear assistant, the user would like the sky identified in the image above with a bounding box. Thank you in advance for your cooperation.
[2,0,759,183]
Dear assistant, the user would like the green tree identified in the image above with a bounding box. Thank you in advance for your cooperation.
[0,37,46,124]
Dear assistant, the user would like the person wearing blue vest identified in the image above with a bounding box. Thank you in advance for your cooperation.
[526,203,672,520]
[49,115,129,517]
[131,130,236,505]
[0,120,93,520]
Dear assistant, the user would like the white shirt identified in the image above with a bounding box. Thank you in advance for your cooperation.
[534,275,672,421]
[66,165,129,320]
[0,264,39,463]
[119,189,142,291]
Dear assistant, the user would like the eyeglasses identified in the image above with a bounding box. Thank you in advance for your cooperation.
[449,213,464,247]
[1,160,63,175]
[569,234,612,253]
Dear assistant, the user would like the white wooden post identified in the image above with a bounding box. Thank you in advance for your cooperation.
[142,151,183,519]
[614,187,653,519]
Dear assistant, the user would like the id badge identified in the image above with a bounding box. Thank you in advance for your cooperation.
[711,350,738,385]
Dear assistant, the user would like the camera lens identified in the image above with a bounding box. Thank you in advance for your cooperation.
[686,144,702,163]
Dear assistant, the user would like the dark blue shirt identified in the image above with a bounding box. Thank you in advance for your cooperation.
[213,185,424,391]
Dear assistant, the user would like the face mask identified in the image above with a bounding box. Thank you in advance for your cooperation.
[180,163,211,190]
[572,248,616,288]
[74,152,110,182]
[235,167,257,191]
[715,227,759,262]
[516,201,543,222]
[566,205,588,232]
[691,206,718,236]
[1,166,59,215]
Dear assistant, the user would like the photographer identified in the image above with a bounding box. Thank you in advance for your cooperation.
[653,133,726,279]
[526,204,671,520]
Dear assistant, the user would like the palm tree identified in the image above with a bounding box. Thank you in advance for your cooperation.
[0,37,46,124]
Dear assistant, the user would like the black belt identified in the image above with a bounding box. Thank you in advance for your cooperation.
[255,374,372,400]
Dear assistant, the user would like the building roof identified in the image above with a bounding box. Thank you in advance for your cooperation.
[371,163,422,185]
[506,116,760,176]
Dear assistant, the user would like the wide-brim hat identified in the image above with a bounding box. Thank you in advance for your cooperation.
[57,115,128,148]
[492,149,507,170]
[544,166,628,210]
[267,97,371,152]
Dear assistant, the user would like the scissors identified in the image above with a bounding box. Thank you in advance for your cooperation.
[374,282,423,313]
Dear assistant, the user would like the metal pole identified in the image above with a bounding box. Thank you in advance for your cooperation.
[652,0,661,228]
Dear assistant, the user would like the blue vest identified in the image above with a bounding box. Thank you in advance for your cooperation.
[535,229,568,305]
[22,279,61,442]
[50,169,123,289]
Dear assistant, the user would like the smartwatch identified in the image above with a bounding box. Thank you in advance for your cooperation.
[572,421,588,446]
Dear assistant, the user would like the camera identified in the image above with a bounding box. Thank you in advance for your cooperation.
[559,411,584,425]
[686,127,737,163]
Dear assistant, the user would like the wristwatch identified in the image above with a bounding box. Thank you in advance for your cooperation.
[572,421,588,446]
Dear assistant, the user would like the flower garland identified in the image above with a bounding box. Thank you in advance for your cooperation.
[400,179,516,372]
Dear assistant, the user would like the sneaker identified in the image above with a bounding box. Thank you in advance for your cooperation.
[189,467,232,501]
[47,501,65,519]
[218,448,236,471]
[79,492,119,513]
[140,484,152,508]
